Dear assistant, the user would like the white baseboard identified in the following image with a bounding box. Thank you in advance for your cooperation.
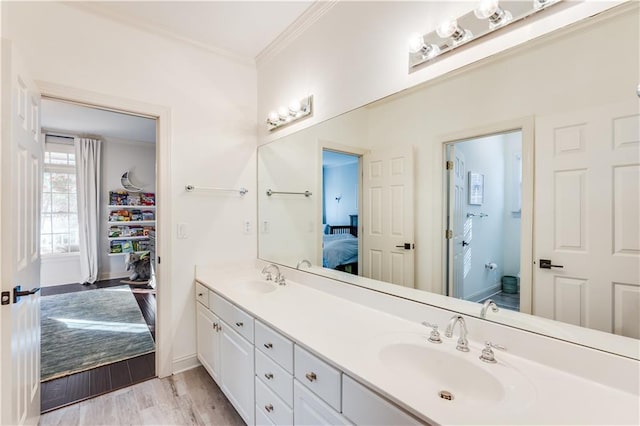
[466,283,502,303]
[172,354,200,375]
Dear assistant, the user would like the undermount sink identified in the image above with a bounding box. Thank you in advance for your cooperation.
[237,279,277,294]
[375,336,535,409]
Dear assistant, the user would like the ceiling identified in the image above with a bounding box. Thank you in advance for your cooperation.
[73,1,315,61]
[41,99,157,143]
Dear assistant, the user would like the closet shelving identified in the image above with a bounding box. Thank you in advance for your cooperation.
[107,191,155,256]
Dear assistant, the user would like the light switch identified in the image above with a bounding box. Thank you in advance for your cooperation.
[177,223,188,239]
[244,220,251,234]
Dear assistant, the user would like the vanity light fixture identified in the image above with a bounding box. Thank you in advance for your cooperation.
[408,0,561,70]
[266,95,313,131]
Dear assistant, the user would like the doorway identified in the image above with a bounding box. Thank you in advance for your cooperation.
[39,99,158,412]
[445,130,523,311]
[321,149,360,275]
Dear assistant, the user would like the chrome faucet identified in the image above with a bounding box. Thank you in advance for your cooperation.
[261,263,286,286]
[444,315,470,352]
[261,264,280,281]
[296,259,312,269]
[480,299,499,318]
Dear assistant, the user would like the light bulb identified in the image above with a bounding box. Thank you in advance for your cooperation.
[289,99,301,114]
[268,111,279,123]
[278,106,288,119]
[436,19,458,38]
[408,33,426,54]
[474,0,500,19]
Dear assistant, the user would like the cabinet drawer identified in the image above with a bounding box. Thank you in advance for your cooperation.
[255,404,275,426]
[255,349,293,405]
[210,291,254,343]
[255,320,294,373]
[342,375,423,426]
[294,381,351,426]
[195,282,209,308]
[256,377,293,426]
[294,346,341,411]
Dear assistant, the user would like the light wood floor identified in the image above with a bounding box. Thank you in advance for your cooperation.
[39,366,245,426]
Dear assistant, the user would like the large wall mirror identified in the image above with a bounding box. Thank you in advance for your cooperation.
[258,3,640,359]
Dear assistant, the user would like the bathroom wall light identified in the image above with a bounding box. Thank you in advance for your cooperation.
[267,95,313,131]
[409,0,561,70]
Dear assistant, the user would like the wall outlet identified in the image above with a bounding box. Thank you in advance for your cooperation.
[244,220,251,234]
[177,223,188,239]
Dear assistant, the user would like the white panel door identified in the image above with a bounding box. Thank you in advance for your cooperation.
[0,40,43,426]
[534,101,640,336]
[447,147,467,299]
[362,146,415,287]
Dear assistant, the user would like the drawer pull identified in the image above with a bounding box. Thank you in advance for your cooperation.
[263,343,273,349]
[212,323,218,331]
[197,292,203,297]
[264,373,274,380]
[305,372,317,382]
[265,404,274,413]
[235,321,244,327]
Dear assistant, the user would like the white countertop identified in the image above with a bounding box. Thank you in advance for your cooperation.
[195,265,640,425]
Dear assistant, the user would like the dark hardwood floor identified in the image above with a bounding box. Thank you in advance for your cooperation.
[41,278,156,413]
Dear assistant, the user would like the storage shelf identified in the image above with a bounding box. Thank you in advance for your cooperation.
[108,236,150,241]
[108,251,149,257]
[107,205,156,209]
[108,220,156,225]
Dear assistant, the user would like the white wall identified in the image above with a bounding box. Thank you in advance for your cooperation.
[323,162,358,226]
[40,255,81,287]
[100,137,156,280]
[2,2,257,370]
[502,132,522,279]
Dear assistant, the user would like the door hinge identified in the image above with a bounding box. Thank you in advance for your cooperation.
[446,160,453,170]
[446,230,453,239]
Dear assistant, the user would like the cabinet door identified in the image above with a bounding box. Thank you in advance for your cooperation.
[294,381,351,426]
[221,324,255,425]
[196,303,221,382]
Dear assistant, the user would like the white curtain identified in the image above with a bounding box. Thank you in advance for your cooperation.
[75,138,101,284]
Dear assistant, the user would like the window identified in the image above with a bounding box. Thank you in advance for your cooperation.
[41,138,79,255]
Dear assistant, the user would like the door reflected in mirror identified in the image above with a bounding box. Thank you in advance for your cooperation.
[445,130,522,314]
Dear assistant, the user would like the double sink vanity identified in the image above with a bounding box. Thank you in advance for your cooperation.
[194,263,639,425]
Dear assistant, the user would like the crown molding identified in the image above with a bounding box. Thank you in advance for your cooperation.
[63,2,256,67]
[256,0,339,67]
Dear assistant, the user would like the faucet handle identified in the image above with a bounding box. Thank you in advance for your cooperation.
[479,341,506,363]
[421,322,443,344]
[276,274,286,285]
[264,272,273,281]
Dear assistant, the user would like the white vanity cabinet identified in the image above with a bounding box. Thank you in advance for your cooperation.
[195,283,255,425]
[195,281,424,426]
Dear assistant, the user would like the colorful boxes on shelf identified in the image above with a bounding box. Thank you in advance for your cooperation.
[109,190,155,206]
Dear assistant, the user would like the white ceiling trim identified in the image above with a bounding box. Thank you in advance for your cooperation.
[256,0,338,67]
[65,2,255,66]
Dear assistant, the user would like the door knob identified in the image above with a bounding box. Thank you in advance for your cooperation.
[539,259,563,269]
[395,243,414,249]
[13,285,40,303]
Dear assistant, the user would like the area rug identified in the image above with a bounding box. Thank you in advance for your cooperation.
[40,285,155,381]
